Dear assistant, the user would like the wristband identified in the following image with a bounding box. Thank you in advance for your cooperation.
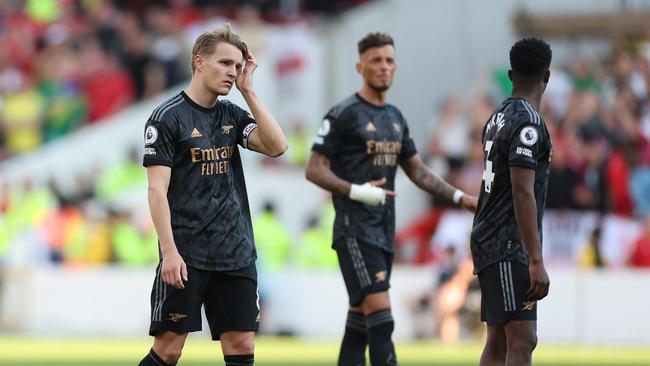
[452,189,464,205]
[349,183,386,206]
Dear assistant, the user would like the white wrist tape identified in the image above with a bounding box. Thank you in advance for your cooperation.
[452,189,464,205]
[349,183,386,206]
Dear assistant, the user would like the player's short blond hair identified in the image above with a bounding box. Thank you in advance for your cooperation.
[191,23,248,74]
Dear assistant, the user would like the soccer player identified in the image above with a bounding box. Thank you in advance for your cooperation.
[305,32,477,366]
[470,37,552,366]
[138,24,287,366]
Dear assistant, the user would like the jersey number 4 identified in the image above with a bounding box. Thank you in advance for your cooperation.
[482,140,495,193]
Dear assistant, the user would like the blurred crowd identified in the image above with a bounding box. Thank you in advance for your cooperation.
[1,1,650,272]
[0,0,372,161]
[0,153,339,269]
[426,45,650,217]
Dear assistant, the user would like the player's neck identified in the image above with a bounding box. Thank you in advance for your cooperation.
[358,86,387,107]
[185,79,219,109]
[511,88,542,111]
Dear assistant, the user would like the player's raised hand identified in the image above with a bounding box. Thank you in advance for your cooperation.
[162,250,188,289]
[527,260,550,301]
[460,194,478,213]
[235,51,258,94]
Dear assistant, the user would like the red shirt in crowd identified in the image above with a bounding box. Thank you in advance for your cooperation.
[629,235,650,268]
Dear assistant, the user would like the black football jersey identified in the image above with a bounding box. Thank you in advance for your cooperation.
[311,94,417,252]
[143,91,258,271]
[470,97,552,273]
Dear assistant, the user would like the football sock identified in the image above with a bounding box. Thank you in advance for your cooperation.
[338,310,368,366]
[366,309,397,366]
[224,354,254,365]
[138,348,176,366]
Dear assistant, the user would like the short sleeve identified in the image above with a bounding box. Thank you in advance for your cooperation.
[142,117,177,167]
[508,121,542,169]
[311,109,350,159]
[226,102,257,149]
[399,118,417,161]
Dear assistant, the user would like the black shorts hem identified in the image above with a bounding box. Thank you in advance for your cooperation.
[209,325,260,341]
[149,323,201,337]
[482,311,537,326]
[350,283,391,307]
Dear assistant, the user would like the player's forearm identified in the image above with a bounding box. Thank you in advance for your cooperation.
[147,186,178,256]
[241,90,288,157]
[305,156,351,196]
[403,159,456,202]
[512,186,543,262]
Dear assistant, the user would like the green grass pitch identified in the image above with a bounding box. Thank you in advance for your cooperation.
[0,336,649,365]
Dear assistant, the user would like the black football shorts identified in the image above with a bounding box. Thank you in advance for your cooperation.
[148,262,260,340]
[478,261,537,325]
[334,237,393,306]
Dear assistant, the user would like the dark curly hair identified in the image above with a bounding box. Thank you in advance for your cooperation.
[509,37,552,77]
[358,32,394,55]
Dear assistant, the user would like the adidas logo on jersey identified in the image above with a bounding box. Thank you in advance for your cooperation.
[191,128,202,138]
[366,121,376,132]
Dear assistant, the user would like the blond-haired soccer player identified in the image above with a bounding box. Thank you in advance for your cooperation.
[139,24,287,366]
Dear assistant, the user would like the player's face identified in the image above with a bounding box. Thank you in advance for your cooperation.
[196,42,244,96]
[357,45,396,92]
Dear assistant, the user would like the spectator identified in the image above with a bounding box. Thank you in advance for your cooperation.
[296,214,338,269]
[253,201,293,271]
[628,214,650,268]
[578,227,606,269]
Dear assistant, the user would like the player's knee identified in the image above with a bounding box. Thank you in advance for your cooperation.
[483,336,506,360]
[223,333,255,355]
[507,332,537,355]
[158,348,182,365]
[483,343,507,362]
[232,340,254,355]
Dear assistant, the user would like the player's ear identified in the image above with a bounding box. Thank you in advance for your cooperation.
[194,55,204,72]
[543,69,550,84]
[356,62,362,75]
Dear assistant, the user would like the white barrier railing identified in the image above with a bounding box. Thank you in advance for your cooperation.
[1,266,649,345]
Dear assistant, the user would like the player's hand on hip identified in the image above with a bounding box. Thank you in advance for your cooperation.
[460,194,478,213]
[527,260,549,301]
[162,250,188,289]
[235,52,258,94]
[349,178,396,206]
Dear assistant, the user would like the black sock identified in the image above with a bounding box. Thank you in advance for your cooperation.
[138,348,175,366]
[338,311,367,366]
[224,354,254,366]
[366,309,397,366]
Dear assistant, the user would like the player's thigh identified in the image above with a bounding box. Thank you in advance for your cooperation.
[361,291,391,314]
[220,330,255,355]
[149,263,208,335]
[334,237,393,307]
[204,264,260,340]
[484,324,507,352]
[504,320,537,350]
[478,261,536,326]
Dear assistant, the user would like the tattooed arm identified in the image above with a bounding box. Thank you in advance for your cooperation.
[400,154,477,212]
